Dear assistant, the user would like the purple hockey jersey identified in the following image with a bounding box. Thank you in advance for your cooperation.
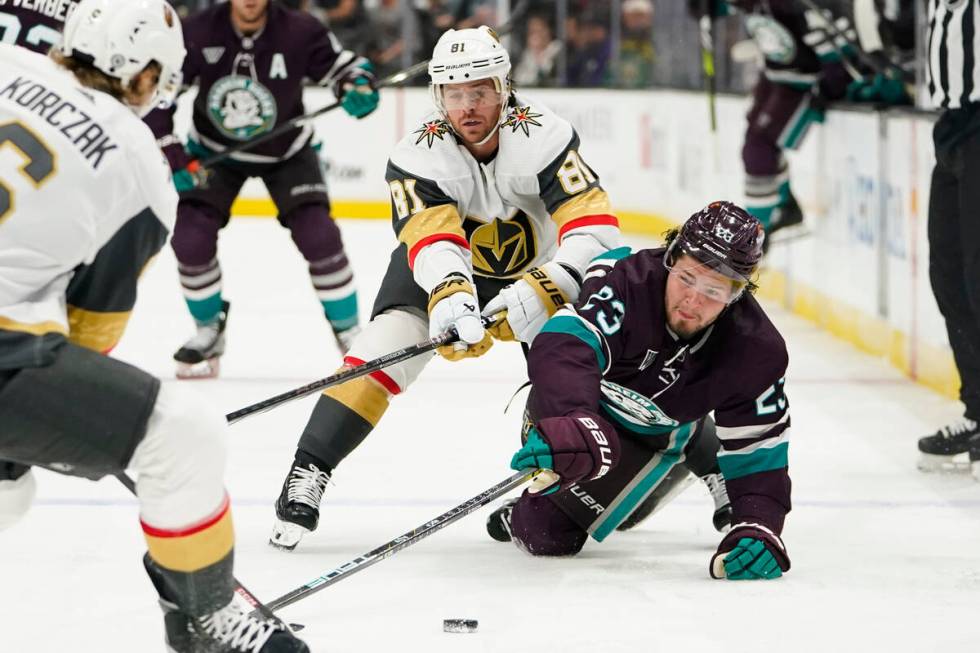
[145,1,369,166]
[0,0,79,53]
[529,246,792,534]
[730,0,855,86]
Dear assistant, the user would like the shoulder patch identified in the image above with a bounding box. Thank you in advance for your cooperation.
[502,105,543,137]
[413,119,452,148]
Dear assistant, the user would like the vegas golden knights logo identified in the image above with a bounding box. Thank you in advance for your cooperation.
[464,211,537,278]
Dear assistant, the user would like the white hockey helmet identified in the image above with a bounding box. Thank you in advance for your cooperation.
[428,26,512,142]
[61,0,186,116]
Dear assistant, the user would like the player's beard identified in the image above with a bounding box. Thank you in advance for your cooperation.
[667,304,707,339]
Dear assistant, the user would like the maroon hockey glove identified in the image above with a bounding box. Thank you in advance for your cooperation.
[510,411,620,495]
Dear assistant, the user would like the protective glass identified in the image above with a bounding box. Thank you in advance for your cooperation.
[438,84,507,111]
[664,241,748,305]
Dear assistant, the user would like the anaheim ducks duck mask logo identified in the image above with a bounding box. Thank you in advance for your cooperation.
[464,211,537,278]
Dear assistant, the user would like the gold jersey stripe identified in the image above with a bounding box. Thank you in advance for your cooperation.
[0,315,67,337]
[67,306,131,353]
[550,188,613,229]
[397,205,466,256]
[324,375,392,427]
[143,509,234,573]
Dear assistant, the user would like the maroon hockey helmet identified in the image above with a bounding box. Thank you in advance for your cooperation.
[665,201,764,301]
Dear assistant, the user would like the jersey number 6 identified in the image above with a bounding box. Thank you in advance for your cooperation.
[1,121,57,225]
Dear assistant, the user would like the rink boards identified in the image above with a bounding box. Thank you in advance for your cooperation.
[172,86,953,399]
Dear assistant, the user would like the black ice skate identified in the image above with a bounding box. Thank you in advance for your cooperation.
[270,453,332,551]
[145,555,308,653]
[158,597,309,653]
[762,193,807,252]
[174,301,230,380]
[702,472,733,533]
[332,323,361,355]
[970,438,980,482]
[917,417,980,473]
[486,497,518,542]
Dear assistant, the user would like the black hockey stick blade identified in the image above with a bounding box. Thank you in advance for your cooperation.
[224,314,503,425]
[199,0,531,170]
[259,469,539,614]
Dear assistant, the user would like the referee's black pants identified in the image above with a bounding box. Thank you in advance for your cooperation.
[929,105,980,420]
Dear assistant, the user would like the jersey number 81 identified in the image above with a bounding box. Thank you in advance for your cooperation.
[556,150,596,195]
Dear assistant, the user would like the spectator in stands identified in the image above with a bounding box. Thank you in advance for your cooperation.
[450,0,496,30]
[321,0,379,60]
[566,9,612,87]
[367,0,423,78]
[615,0,655,89]
[512,14,562,88]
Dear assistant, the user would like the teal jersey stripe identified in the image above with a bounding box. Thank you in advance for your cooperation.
[718,442,789,480]
[590,246,632,263]
[591,422,695,541]
[540,314,607,370]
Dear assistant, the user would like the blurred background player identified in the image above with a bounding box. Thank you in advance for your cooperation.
[690,0,858,241]
[490,202,792,581]
[917,0,980,480]
[146,0,380,379]
[0,0,78,53]
[0,0,308,649]
[268,25,622,551]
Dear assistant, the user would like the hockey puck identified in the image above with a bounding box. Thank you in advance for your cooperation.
[442,619,478,633]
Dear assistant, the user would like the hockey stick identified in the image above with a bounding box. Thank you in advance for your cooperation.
[262,468,545,613]
[224,314,502,425]
[198,0,531,170]
[112,472,302,631]
[698,4,717,133]
[796,0,912,83]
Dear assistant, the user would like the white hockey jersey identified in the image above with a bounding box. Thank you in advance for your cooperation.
[0,44,176,367]
[385,93,620,292]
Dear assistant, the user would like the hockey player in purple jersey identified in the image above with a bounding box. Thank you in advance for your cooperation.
[146,0,379,378]
[0,0,79,53]
[491,202,793,580]
[691,0,857,241]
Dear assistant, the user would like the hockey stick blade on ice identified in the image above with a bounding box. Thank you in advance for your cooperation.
[200,0,532,169]
[261,468,548,614]
[225,314,503,425]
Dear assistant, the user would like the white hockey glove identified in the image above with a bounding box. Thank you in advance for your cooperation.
[482,262,580,344]
[427,273,493,361]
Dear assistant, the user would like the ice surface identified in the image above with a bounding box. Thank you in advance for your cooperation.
[2,219,978,652]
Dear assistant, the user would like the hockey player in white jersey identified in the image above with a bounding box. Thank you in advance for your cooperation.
[269,25,623,550]
[0,1,307,650]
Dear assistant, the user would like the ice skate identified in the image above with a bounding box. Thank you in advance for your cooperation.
[175,301,230,380]
[270,454,331,551]
[702,472,733,533]
[486,497,518,543]
[158,596,309,653]
[145,555,308,652]
[762,193,807,251]
[917,418,979,473]
[971,438,980,482]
